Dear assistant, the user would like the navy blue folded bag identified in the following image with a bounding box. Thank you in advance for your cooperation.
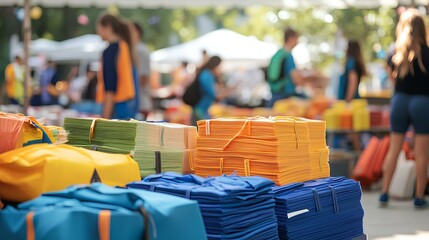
[273,177,365,240]
[127,172,278,240]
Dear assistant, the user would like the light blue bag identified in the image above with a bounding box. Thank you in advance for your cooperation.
[0,183,207,240]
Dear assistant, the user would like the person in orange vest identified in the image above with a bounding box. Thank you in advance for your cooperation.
[96,14,136,119]
[4,56,24,105]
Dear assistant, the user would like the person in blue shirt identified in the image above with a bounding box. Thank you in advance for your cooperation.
[266,28,322,108]
[338,41,367,102]
[40,60,59,106]
[192,56,225,125]
[96,14,136,120]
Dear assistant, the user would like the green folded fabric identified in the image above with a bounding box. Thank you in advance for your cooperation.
[64,118,197,177]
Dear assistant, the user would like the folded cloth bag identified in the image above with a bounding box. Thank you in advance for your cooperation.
[273,177,364,240]
[0,144,141,202]
[0,112,55,154]
[0,183,207,240]
[128,172,278,240]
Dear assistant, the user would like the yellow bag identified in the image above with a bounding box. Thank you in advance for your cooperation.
[0,144,141,202]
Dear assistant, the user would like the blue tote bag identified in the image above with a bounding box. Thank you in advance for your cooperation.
[0,183,207,240]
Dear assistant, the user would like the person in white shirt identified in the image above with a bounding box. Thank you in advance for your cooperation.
[130,22,153,119]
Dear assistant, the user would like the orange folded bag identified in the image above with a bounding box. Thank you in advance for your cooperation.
[352,136,389,188]
[194,117,330,185]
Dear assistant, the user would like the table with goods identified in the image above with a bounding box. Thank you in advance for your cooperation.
[0,111,367,240]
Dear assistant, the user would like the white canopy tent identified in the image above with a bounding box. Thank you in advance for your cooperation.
[0,0,427,8]
[27,30,278,71]
[151,29,278,71]
[30,34,107,62]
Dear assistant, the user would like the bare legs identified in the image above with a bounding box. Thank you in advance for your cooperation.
[381,133,405,194]
[414,134,429,199]
[381,133,428,202]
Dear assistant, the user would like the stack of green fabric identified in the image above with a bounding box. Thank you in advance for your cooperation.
[64,118,197,177]
[64,118,137,154]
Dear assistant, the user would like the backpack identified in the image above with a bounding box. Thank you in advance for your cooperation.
[183,73,203,107]
[267,49,291,93]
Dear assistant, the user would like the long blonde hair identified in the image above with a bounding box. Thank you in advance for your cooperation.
[393,9,427,79]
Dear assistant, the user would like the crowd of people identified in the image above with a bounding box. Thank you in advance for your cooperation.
[2,14,363,122]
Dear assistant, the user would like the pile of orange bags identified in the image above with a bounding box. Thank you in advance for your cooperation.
[353,136,390,188]
[194,117,329,185]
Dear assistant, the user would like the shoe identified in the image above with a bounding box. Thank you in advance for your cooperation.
[379,192,389,207]
[414,198,428,209]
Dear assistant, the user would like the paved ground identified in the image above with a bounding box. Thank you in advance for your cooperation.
[362,191,429,240]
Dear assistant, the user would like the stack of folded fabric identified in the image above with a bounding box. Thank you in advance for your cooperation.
[295,117,330,179]
[64,118,197,176]
[273,177,364,240]
[64,118,137,154]
[127,172,278,240]
[340,111,353,130]
[132,121,197,176]
[351,100,370,132]
[194,117,327,185]
[369,109,383,128]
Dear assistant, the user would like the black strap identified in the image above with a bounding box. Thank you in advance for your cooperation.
[137,206,151,240]
[155,151,161,174]
[90,169,102,183]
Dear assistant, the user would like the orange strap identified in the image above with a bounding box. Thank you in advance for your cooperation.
[219,158,224,175]
[244,159,251,177]
[187,150,194,171]
[89,119,98,144]
[293,119,299,149]
[26,211,35,240]
[98,210,111,240]
[222,121,249,150]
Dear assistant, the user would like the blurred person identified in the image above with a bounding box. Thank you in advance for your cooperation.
[96,14,136,119]
[39,60,59,106]
[196,49,210,72]
[191,56,229,125]
[266,27,322,107]
[69,64,102,115]
[4,56,24,105]
[338,41,367,102]
[380,9,429,209]
[130,21,152,119]
[171,61,193,97]
[69,65,98,103]
[201,49,209,65]
[67,66,82,103]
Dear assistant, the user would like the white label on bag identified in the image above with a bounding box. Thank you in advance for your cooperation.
[287,209,309,219]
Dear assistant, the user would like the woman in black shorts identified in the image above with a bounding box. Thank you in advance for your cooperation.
[381,9,429,208]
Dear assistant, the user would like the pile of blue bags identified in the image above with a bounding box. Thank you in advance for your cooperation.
[127,172,279,240]
[273,177,364,240]
[0,183,207,240]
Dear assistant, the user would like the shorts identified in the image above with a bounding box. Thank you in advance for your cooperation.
[390,93,429,134]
